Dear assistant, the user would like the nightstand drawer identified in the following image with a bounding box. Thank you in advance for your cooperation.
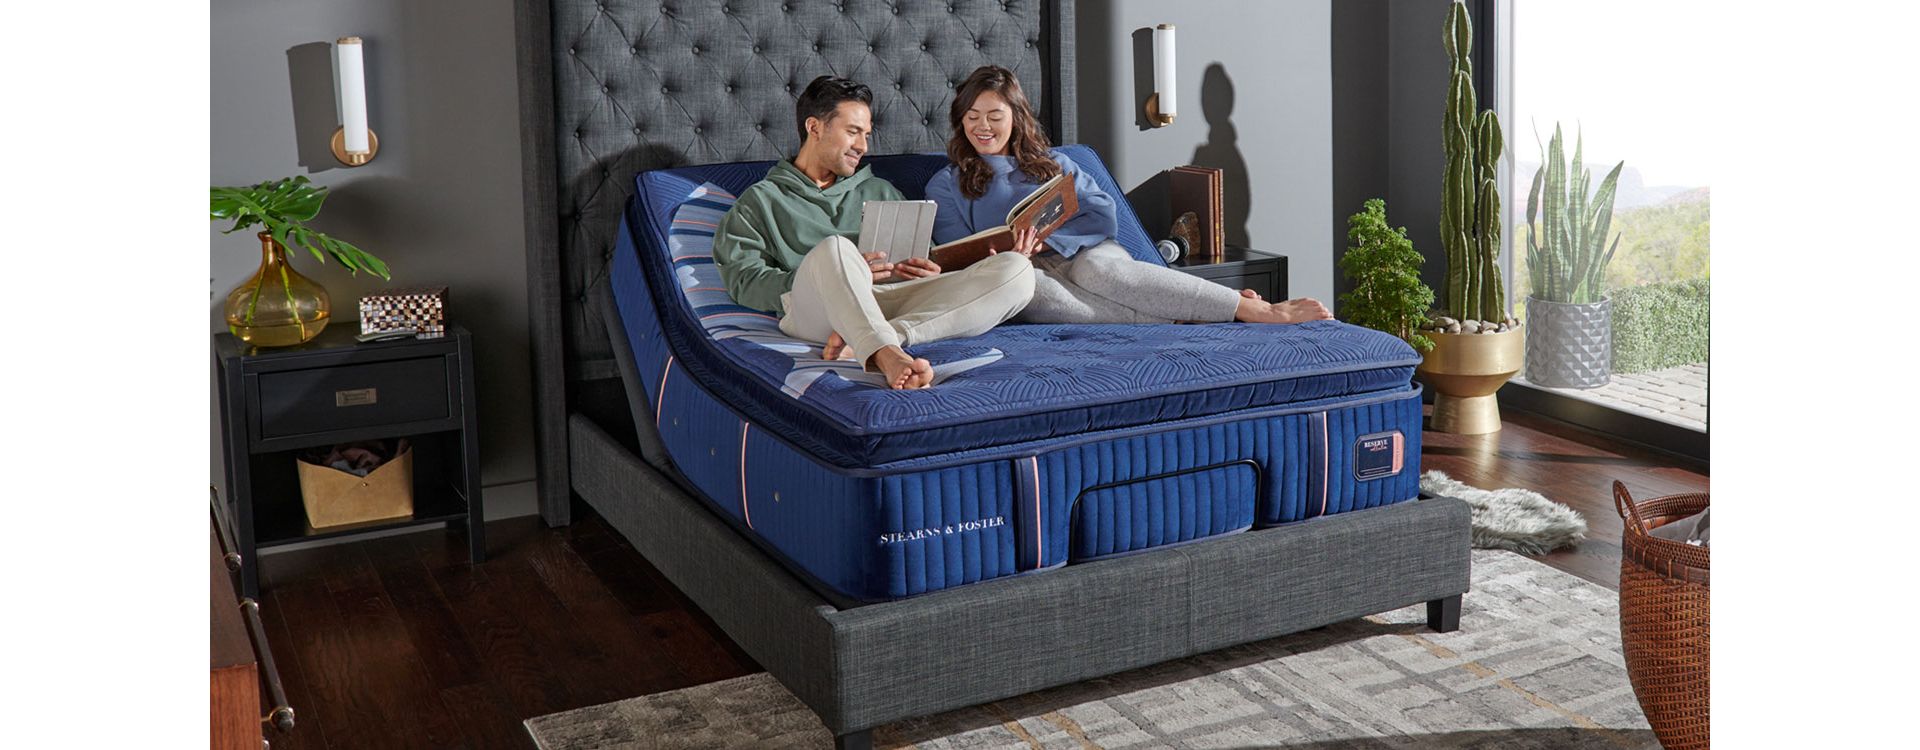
[254,356,451,440]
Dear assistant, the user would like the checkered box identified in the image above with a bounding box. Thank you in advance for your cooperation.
[359,287,448,336]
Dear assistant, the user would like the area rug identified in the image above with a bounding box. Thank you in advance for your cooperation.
[525,550,1653,749]
[1420,471,1588,555]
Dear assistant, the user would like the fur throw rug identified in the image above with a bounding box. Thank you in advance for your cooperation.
[1420,470,1588,555]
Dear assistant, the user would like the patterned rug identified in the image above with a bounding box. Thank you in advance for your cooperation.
[525,551,1655,749]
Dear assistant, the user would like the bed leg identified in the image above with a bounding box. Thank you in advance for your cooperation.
[835,729,873,750]
[1426,594,1462,633]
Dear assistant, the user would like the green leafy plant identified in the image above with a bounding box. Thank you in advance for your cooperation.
[1340,199,1435,353]
[1440,0,1505,323]
[210,176,390,279]
[1525,124,1623,304]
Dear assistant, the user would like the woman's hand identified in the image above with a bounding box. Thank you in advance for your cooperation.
[1011,227,1042,257]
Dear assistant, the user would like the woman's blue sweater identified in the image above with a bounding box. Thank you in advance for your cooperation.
[924,150,1119,258]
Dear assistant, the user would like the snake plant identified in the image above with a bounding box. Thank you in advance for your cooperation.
[1440,0,1505,323]
[210,176,390,279]
[1525,124,1623,304]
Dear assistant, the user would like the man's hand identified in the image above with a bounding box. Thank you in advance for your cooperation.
[863,251,895,284]
[892,257,942,281]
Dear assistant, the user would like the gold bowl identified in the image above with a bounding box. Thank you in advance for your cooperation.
[1416,326,1524,434]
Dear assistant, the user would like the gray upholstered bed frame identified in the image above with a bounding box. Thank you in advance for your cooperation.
[515,2,1470,746]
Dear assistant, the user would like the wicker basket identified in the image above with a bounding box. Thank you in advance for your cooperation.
[1614,482,1709,750]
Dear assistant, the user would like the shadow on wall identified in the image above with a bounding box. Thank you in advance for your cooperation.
[285,41,339,174]
[1191,63,1250,248]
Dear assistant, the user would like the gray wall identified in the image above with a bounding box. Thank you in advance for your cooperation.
[1076,0,1335,306]
[210,0,537,518]
[1384,0,1455,296]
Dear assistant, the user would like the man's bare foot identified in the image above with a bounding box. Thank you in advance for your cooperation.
[1235,296,1334,324]
[821,332,859,361]
[868,346,934,389]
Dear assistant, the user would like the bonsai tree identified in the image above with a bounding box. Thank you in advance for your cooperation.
[1526,124,1624,304]
[210,175,390,279]
[1439,0,1506,324]
[1340,199,1435,352]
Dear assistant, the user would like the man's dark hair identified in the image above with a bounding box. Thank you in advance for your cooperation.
[795,75,873,144]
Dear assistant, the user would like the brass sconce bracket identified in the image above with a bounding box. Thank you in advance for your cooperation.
[330,127,380,167]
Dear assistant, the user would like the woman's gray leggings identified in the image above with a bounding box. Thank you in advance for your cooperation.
[1017,241,1243,324]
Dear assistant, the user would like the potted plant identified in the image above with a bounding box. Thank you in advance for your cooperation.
[1524,124,1624,389]
[1339,199,1434,354]
[211,176,390,347]
[1416,0,1522,434]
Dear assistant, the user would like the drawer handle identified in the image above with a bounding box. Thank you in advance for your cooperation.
[210,486,242,572]
[335,387,378,407]
[240,598,297,733]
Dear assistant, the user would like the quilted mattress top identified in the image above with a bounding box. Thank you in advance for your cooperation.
[615,148,1421,471]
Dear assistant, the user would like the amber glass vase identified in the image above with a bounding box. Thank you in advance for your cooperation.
[225,232,331,346]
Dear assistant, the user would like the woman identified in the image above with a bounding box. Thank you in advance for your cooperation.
[925,66,1332,325]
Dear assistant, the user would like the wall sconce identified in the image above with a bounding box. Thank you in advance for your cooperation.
[331,36,379,166]
[1146,24,1176,127]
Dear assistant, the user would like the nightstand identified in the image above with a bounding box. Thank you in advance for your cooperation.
[1172,247,1289,302]
[214,324,484,597]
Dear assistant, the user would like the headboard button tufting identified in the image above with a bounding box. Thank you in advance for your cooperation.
[568,47,577,55]
[893,82,903,90]
[781,3,790,12]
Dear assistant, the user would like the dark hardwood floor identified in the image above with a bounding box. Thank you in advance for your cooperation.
[254,407,1706,749]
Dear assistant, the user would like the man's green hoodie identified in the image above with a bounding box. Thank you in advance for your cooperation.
[711,160,903,315]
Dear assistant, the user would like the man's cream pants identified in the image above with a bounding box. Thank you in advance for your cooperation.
[778,236,1035,368]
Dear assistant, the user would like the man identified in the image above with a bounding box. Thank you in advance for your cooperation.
[712,76,1035,389]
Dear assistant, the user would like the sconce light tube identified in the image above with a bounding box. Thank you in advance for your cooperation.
[334,38,369,153]
[1152,24,1177,124]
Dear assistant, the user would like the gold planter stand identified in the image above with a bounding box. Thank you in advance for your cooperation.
[1416,326,1524,434]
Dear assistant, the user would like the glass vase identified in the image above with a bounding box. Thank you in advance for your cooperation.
[225,232,330,347]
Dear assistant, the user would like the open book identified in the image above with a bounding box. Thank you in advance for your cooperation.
[929,173,1078,271]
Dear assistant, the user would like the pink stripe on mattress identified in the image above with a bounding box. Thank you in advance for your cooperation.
[740,423,753,529]
[655,356,674,428]
[1031,457,1043,568]
[1319,415,1330,517]
[700,312,780,322]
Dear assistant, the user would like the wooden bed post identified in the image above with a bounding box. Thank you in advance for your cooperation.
[1427,594,1463,633]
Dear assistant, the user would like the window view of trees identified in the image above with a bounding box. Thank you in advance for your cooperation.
[1506,0,1710,431]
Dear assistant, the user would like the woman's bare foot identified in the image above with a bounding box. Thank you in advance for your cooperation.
[867,346,934,389]
[821,332,859,361]
[1235,296,1334,324]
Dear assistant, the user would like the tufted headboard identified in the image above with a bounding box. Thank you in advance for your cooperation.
[516,0,1077,519]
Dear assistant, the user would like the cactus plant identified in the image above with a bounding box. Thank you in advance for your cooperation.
[1525,124,1624,304]
[1440,0,1505,323]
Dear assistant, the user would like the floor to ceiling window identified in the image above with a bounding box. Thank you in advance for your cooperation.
[1500,0,1710,433]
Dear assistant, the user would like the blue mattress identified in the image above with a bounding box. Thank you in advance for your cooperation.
[608,147,1425,602]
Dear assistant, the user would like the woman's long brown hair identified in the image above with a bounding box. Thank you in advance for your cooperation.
[946,66,1059,200]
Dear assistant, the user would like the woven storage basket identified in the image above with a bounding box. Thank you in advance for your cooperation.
[1614,481,1709,750]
